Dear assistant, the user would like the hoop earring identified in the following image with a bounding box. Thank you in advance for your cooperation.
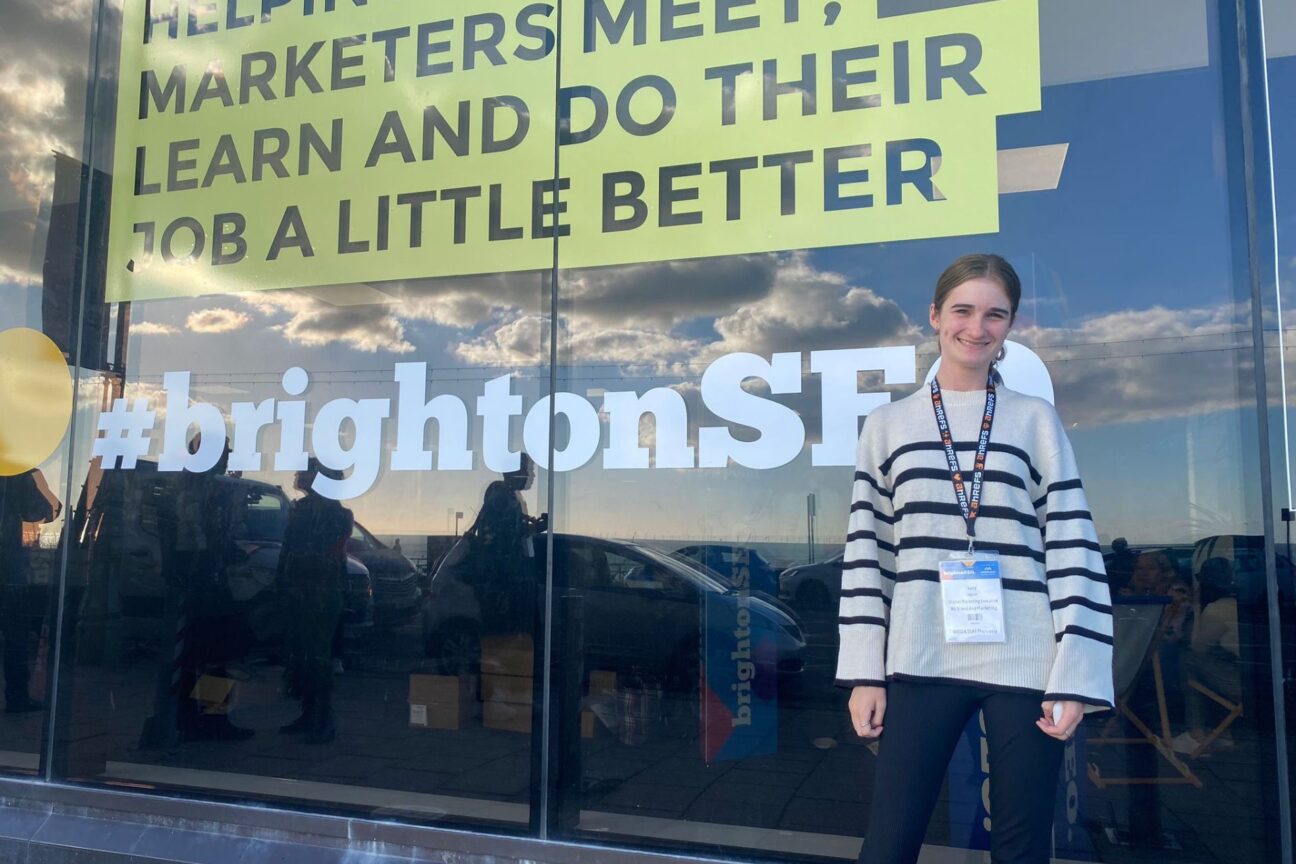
[996,345,1007,362]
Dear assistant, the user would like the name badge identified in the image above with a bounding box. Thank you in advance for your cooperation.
[938,553,1005,643]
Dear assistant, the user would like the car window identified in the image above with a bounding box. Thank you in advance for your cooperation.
[564,544,615,589]
[242,490,287,542]
[617,556,692,594]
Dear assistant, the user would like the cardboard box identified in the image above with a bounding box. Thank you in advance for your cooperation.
[191,675,235,715]
[480,634,533,676]
[588,669,617,697]
[483,700,531,733]
[409,674,477,730]
[482,673,533,706]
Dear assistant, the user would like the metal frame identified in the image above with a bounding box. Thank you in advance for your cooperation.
[0,777,742,864]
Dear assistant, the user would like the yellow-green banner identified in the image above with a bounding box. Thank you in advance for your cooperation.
[107,0,1040,302]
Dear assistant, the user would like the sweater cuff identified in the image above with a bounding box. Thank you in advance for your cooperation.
[835,678,887,689]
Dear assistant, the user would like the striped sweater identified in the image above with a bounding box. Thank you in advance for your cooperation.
[835,384,1115,711]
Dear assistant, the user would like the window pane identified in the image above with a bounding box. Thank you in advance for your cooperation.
[53,0,557,829]
[548,2,1286,862]
[0,0,94,776]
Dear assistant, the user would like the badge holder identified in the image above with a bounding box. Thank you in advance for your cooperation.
[938,542,1005,644]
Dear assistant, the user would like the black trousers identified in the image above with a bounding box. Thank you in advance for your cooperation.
[859,679,1063,864]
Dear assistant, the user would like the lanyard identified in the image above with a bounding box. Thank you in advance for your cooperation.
[929,374,996,552]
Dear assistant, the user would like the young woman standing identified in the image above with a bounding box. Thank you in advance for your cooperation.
[837,254,1114,864]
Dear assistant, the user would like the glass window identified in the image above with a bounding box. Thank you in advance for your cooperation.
[548,2,1287,862]
[21,0,1290,861]
[1264,0,1296,839]
[0,0,92,776]
[53,0,557,830]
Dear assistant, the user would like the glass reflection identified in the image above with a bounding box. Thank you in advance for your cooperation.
[547,5,1285,862]
[0,0,93,776]
[60,273,550,827]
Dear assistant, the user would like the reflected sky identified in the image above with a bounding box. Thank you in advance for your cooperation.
[0,3,1293,553]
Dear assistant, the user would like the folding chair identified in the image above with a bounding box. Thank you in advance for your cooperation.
[1087,596,1201,789]
[1180,677,1243,758]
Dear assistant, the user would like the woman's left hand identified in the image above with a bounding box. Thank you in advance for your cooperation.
[1038,700,1084,741]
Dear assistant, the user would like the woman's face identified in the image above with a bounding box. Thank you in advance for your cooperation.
[928,277,1014,377]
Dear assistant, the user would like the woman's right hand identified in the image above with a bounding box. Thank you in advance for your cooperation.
[848,685,886,738]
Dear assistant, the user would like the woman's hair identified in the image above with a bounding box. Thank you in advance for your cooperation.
[504,452,534,489]
[933,253,1022,319]
[1198,556,1236,607]
[305,456,344,482]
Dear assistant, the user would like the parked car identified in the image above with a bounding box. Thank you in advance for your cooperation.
[73,462,373,656]
[345,521,421,625]
[671,544,781,598]
[420,534,805,687]
[779,551,844,611]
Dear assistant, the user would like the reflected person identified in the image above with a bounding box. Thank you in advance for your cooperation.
[0,468,60,713]
[278,459,352,745]
[464,453,545,635]
[172,435,252,742]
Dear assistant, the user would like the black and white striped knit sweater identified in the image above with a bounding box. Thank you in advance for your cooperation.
[834,384,1115,711]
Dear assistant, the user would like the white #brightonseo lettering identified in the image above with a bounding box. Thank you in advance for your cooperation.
[96,347,921,500]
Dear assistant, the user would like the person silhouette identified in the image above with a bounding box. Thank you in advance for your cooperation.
[172,435,252,742]
[464,454,545,636]
[0,468,59,713]
[278,459,352,745]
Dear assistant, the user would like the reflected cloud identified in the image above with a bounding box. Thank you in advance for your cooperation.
[701,253,922,360]
[131,320,178,336]
[187,308,250,334]
[0,0,92,286]
[1018,304,1253,426]
[454,315,546,366]
[244,289,418,354]
[565,256,775,327]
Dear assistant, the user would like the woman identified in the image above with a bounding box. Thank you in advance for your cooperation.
[465,453,545,635]
[838,254,1114,864]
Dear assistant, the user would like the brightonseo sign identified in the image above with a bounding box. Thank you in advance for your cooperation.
[92,341,1055,500]
[107,0,1041,301]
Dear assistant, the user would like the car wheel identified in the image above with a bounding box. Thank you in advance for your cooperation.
[426,620,480,675]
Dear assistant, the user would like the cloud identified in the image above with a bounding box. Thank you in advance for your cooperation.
[130,321,178,336]
[1017,304,1256,426]
[454,316,547,366]
[187,307,250,334]
[702,253,922,359]
[564,256,776,328]
[243,290,417,353]
[237,272,544,355]
[0,0,97,284]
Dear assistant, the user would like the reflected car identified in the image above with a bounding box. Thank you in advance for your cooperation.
[420,533,805,685]
[671,544,781,598]
[778,551,844,611]
[74,463,373,654]
[345,521,421,626]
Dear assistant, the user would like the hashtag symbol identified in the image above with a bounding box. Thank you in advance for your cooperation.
[93,398,156,469]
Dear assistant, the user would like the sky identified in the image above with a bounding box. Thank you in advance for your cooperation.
[2,0,1296,557]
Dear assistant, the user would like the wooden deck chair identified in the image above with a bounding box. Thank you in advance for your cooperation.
[1087,596,1201,789]
[1181,678,1243,758]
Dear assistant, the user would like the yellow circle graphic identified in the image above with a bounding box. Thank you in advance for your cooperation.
[0,328,74,477]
